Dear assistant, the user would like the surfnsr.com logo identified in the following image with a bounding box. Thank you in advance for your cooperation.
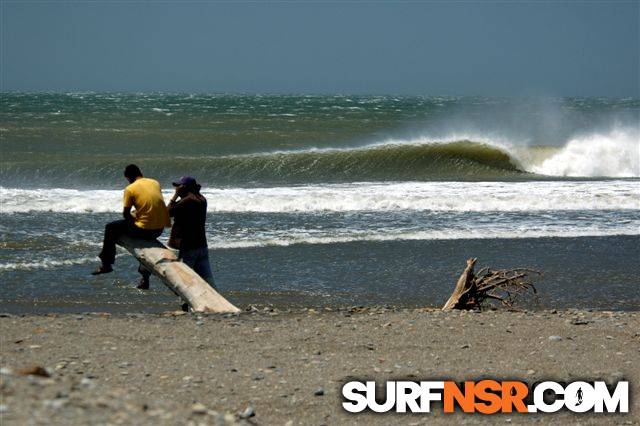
[342,380,629,414]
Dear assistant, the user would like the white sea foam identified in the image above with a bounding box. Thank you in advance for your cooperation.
[1,181,637,214]
[531,128,640,177]
[0,256,97,271]
[206,226,639,249]
[0,253,125,271]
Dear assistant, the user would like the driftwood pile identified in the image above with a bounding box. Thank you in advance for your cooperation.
[442,258,540,311]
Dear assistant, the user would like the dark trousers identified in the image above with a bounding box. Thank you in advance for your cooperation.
[99,219,163,266]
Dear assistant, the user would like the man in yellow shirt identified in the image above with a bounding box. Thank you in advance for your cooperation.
[92,164,170,284]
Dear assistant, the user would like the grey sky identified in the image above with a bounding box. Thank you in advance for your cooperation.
[2,1,638,96]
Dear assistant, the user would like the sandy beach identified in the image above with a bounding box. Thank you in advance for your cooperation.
[1,307,638,425]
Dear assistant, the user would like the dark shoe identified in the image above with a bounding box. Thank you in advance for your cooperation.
[181,303,189,312]
[137,277,150,290]
[91,265,113,275]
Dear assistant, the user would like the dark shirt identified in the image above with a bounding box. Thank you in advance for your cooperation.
[168,193,208,251]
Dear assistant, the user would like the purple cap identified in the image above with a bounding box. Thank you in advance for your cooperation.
[172,176,197,187]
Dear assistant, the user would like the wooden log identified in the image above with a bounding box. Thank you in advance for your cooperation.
[118,236,240,313]
[442,257,477,311]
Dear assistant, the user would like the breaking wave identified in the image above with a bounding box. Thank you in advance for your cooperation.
[530,128,639,178]
[3,129,638,189]
[212,139,525,181]
[0,139,526,187]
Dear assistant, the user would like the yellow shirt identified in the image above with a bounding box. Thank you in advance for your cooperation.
[123,178,170,230]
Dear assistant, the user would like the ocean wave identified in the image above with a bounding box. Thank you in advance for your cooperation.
[0,139,525,187]
[530,128,640,177]
[157,138,527,181]
[1,181,638,214]
[1,130,638,186]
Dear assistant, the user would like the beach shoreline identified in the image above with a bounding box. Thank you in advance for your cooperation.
[1,307,638,424]
[4,234,640,314]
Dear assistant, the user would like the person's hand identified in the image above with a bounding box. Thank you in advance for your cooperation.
[171,185,184,202]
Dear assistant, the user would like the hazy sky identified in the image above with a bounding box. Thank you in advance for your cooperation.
[2,1,638,96]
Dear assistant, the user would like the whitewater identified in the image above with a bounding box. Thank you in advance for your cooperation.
[529,127,639,177]
[2,180,639,214]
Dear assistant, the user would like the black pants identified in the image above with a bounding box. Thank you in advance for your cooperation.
[99,219,163,266]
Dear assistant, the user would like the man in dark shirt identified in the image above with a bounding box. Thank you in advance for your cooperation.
[167,176,216,289]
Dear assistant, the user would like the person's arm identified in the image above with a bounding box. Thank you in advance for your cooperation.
[123,188,135,222]
[168,188,183,217]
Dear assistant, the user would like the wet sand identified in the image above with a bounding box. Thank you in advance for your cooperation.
[1,307,638,425]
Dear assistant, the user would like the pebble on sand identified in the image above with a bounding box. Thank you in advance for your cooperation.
[239,406,255,419]
[190,403,207,415]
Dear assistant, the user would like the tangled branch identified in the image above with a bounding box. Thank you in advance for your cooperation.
[442,258,540,311]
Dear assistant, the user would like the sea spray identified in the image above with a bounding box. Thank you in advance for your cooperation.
[531,128,640,177]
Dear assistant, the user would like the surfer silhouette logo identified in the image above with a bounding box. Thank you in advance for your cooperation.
[576,387,583,406]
